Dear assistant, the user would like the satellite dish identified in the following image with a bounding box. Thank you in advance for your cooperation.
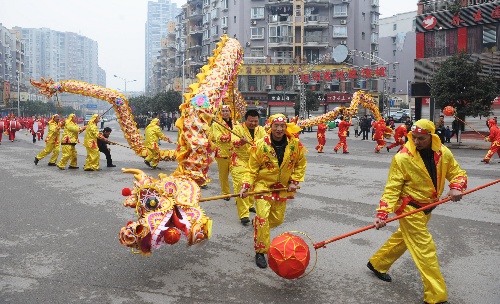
[333,45,349,63]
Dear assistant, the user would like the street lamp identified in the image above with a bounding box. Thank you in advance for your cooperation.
[17,72,21,117]
[182,54,191,97]
[113,74,136,97]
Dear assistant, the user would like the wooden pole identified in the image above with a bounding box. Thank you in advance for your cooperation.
[199,187,299,202]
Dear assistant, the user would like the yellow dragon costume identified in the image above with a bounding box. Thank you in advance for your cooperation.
[30,35,245,254]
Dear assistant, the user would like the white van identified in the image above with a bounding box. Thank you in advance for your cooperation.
[84,113,94,126]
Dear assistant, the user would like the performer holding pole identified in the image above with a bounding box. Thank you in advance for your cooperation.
[57,114,86,170]
[239,113,307,268]
[367,119,467,304]
[231,109,267,226]
[333,116,352,154]
[481,118,500,164]
[34,114,64,166]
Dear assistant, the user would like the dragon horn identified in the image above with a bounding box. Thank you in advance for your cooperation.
[122,168,146,182]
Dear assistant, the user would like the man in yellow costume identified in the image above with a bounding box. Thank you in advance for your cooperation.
[34,114,63,166]
[239,113,307,268]
[57,114,86,170]
[83,114,101,171]
[367,119,467,304]
[144,118,172,170]
[231,109,267,226]
[211,105,237,199]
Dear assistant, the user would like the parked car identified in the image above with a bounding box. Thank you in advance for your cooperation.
[84,113,94,125]
[390,112,410,123]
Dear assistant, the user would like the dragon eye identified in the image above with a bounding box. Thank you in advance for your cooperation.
[146,197,159,209]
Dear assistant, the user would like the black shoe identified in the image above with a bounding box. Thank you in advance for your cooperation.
[68,166,79,169]
[84,168,94,171]
[334,149,338,154]
[343,151,349,154]
[481,160,488,163]
[151,166,161,170]
[48,163,56,166]
[200,184,208,190]
[34,157,39,165]
[107,164,117,167]
[32,139,36,143]
[57,166,65,170]
[249,207,256,213]
[367,262,392,282]
[424,302,448,304]
[240,217,250,226]
[223,197,230,201]
[255,253,267,269]
[144,160,152,168]
[386,147,390,152]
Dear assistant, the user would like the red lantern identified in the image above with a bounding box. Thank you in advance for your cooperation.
[164,227,181,245]
[443,106,455,117]
[268,233,311,279]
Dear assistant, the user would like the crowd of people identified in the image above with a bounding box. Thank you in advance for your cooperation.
[7,107,498,304]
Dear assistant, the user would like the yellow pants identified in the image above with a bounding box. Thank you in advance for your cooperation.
[36,142,60,164]
[57,144,78,168]
[231,163,254,220]
[369,205,447,304]
[145,147,160,167]
[83,147,100,170]
[253,198,286,254]
[215,157,231,195]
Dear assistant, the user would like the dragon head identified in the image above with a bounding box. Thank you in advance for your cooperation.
[118,168,212,255]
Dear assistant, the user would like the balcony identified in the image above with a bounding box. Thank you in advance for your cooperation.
[189,25,204,35]
[303,35,329,47]
[268,15,292,24]
[242,56,267,64]
[188,9,203,21]
[268,36,293,48]
[304,0,332,5]
[304,15,329,28]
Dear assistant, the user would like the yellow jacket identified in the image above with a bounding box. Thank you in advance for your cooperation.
[144,118,169,149]
[232,123,267,164]
[211,119,237,158]
[376,144,467,219]
[243,135,307,200]
[60,114,82,144]
[83,122,99,149]
[45,120,62,145]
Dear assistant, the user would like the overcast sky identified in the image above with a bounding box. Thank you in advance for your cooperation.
[0,0,416,92]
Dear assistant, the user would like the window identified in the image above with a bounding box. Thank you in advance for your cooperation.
[234,16,237,23]
[362,12,365,21]
[221,16,228,28]
[305,49,319,63]
[250,27,264,39]
[483,24,497,52]
[362,32,365,40]
[211,25,219,36]
[250,47,264,57]
[251,7,264,19]
[393,50,396,56]
[371,13,379,25]
[371,32,379,44]
[221,0,228,9]
[334,4,348,17]
[332,26,347,37]
[269,25,292,43]
[393,24,397,31]
[425,29,458,57]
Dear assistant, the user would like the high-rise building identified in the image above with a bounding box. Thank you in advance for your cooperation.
[145,0,180,96]
[0,24,26,110]
[169,0,383,117]
[378,11,417,110]
[15,27,104,109]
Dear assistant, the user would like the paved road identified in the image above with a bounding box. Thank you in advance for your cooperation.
[0,120,499,304]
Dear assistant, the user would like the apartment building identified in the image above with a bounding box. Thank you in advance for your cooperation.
[160,0,384,117]
[146,0,180,95]
[0,24,26,109]
[378,11,417,108]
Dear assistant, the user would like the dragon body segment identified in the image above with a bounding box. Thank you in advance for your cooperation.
[31,35,244,254]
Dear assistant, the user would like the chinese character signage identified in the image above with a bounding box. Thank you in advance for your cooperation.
[3,82,10,105]
[326,93,353,103]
